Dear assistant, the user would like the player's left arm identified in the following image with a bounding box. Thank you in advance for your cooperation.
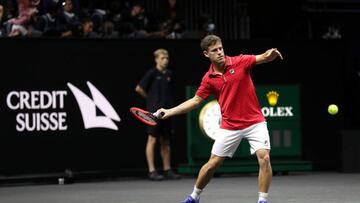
[255,48,283,65]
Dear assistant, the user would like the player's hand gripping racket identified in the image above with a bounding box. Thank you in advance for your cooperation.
[129,107,164,126]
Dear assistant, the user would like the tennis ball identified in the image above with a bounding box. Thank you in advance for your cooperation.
[328,104,338,115]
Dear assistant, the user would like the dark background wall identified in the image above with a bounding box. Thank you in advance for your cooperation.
[0,38,359,179]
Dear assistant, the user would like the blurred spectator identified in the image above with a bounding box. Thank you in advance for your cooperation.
[120,3,164,38]
[3,0,16,20]
[102,20,117,38]
[200,14,216,36]
[107,0,121,30]
[33,0,62,37]
[80,17,98,38]
[163,19,183,39]
[8,0,39,25]
[0,0,224,39]
[90,0,107,36]
[158,0,185,39]
[6,0,40,37]
[166,0,178,18]
[168,23,183,39]
[7,16,42,37]
[182,13,216,39]
[25,14,42,37]
[0,4,4,36]
[120,3,148,38]
[58,0,80,37]
[159,0,183,23]
[78,0,91,20]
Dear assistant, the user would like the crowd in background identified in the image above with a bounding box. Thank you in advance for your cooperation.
[0,0,354,40]
[0,0,208,39]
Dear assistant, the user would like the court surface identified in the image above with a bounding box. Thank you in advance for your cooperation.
[0,172,359,203]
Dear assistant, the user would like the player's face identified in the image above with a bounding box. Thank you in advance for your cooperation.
[156,54,169,69]
[204,41,225,64]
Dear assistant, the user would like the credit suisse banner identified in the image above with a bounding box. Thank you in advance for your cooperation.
[0,39,157,174]
[5,81,121,132]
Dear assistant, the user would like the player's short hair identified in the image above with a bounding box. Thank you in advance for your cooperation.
[153,48,168,59]
[200,34,222,51]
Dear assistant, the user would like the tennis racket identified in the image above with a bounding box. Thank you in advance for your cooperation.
[129,107,164,126]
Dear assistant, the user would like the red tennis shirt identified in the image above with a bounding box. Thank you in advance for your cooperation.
[195,54,265,130]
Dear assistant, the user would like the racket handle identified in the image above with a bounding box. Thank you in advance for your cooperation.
[153,111,165,119]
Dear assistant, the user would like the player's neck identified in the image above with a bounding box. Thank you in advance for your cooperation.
[212,62,226,74]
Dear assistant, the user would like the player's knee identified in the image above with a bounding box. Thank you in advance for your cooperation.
[205,161,220,172]
[259,154,271,168]
[263,154,270,162]
[204,162,217,172]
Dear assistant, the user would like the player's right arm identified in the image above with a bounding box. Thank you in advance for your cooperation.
[156,95,203,119]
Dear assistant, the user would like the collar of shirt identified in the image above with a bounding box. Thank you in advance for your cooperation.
[208,56,233,78]
[155,67,168,74]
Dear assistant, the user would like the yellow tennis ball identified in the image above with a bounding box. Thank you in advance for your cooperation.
[328,104,338,115]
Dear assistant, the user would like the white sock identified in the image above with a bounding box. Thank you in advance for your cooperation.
[190,186,202,200]
[258,192,268,202]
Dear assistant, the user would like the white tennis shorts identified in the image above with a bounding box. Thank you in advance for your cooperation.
[211,121,271,157]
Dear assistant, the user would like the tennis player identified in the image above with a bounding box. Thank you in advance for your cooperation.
[155,35,283,203]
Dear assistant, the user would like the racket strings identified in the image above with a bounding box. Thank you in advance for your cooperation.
[135,111,156,123]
